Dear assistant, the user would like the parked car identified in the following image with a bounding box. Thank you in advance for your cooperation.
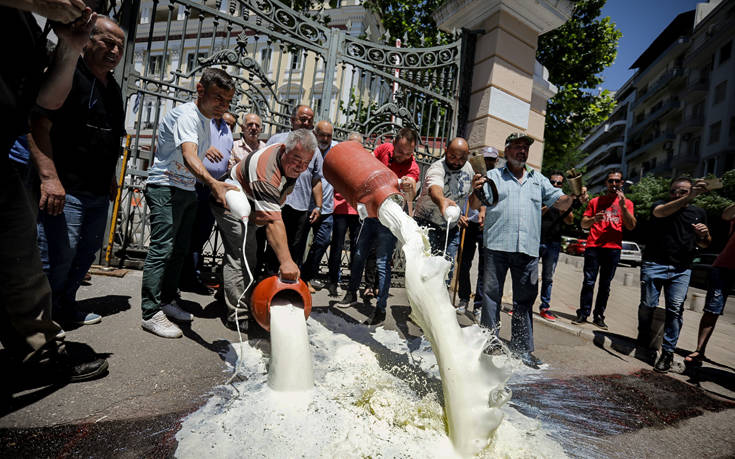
[566,239,587,256]
[561,236,577,252]
[620,241,642,266]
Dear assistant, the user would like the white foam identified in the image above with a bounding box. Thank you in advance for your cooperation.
[267,300,314,392]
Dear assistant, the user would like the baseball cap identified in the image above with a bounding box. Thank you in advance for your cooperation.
[505,132,534,146]
[480,146,499,158]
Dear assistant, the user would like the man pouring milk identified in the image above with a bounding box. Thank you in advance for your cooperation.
[413,137,474,285]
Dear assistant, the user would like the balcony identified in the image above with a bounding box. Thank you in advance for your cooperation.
[632,67,684,110]
[577,139,624,169]
[626,130,675,162]
[579,119,627,152]
[677,114,705,133]
[672,149,699,170]
[628,99,681,136]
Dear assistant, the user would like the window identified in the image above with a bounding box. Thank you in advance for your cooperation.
[147,54,164,75]
[260,48,272,72]
[186,52,207,72]
[704,157,717,175]
[177,6,186,20]
[140,7,151,24]
[312,96,322,115]
[714,80,727,104]
[650,157,657,169]
[720,41,732,66]
[729,116,735,140]
[709,121,721,145]
[692,136,701,157]
[289,51,302,71]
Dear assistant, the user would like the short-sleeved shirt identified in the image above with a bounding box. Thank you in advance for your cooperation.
[200,118,233,181]
[230,138,265,170]
[482,166,563,257]
[147,101,211,191]
[584,194,634,249]
[373,142,420,182]
[414,158,474,228]
[235,143,297,226]
[714,222,735,269]
[44,59,125,196]
[643,200,707,268]
[267,132,322,212]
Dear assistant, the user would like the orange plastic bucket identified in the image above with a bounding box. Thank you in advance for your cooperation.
[250,276,312,331]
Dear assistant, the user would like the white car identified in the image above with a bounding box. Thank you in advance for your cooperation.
[620,241,642,266]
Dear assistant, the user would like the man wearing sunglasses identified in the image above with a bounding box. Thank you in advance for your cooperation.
[573,169,636,329]
[637,177,710,373]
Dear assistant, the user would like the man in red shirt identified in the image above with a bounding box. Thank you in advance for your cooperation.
[573,169,636,328]
[336,127,420,325]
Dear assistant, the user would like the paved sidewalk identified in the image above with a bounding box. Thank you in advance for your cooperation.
[497,252,735,372]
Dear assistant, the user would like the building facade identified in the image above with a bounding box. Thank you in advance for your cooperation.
[577,0,734,191]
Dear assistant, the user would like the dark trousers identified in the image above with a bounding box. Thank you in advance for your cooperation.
[260,205,310,274]
[480,249,538,353]
[140,185,198,320]
[578,246,621,320]
[182,182,216,285]
[0,160,62,362]
[457,221,484,306]
[328,213,360,286]
[301,213,333,282]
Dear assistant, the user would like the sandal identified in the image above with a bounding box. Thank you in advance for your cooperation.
[684,351,704,366]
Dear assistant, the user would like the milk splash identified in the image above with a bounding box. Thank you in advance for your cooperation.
[267,299,314,392]
[378,198,513,456]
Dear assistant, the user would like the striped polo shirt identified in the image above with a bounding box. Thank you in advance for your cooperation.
[235,143,296,226]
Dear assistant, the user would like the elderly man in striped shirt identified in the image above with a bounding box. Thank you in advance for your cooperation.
[470,132,579,369]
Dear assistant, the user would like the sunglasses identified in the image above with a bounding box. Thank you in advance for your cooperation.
[607,179,622,184]
[550,180,563,185]
[670,188,690,195]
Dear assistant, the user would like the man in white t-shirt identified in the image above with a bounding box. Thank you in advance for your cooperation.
[413,137,473,285]
[141,68,238,339]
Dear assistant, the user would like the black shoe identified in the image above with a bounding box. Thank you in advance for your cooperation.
[592,317,608,330]
[517,352,543,369]
[325,282,339,297]
[634,346,656,365]
[654,351,674,373]
[181,279,213,295]
[571,314,588,325]
[45,345,109,383]
[368,309,386,326]
[335,291,357,308]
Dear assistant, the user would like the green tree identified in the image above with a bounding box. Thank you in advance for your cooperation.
[362,0,450,47]
[537,0,622,175]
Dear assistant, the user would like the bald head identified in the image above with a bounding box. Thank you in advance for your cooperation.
[315,120,333,153]
[445,137,470,170]
[84,16,125,78]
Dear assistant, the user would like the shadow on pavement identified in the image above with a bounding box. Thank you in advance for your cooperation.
[77,294,131,317]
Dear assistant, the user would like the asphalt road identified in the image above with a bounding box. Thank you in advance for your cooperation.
[1,270,733,458]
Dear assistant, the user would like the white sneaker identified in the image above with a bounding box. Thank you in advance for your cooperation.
[142,311,183,338]
[473,308,481,323]
[161,300,193,322]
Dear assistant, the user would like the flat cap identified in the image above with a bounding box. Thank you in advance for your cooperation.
[505,132,534,146]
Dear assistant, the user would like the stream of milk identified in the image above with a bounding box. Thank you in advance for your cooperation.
[378,199,512,456]
[267,299,313,392]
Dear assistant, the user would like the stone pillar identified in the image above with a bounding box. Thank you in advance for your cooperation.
[434,0,573,169]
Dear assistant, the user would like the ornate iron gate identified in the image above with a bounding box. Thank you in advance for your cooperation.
[112,0,465,274]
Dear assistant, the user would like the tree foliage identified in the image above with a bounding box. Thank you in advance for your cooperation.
[537,0,622,175]
[283,0,338,25]
[362,0,450,47]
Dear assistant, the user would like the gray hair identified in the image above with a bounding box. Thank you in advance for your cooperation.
[285,128,317,154]
[347,131,363,143]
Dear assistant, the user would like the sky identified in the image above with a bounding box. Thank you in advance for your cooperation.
[599,0,701,92]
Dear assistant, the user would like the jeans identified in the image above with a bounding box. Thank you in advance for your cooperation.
[301,213,333,283]
[210,202,258,323]
[37,192,110,311]
[578,247,621,319]
[703,266,735,315]
[0,160,62,362]
[328,214,360,286]
[539,241,562,311]
[457,221,484,307]
[637,262,691,353]
[140,184,198,320]
[347,218,397,311]
[182,183,216,285]
[480,249,538,353]
[416,218,461,286]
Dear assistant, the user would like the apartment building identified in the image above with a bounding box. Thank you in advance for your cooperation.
[576,0,734,190]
